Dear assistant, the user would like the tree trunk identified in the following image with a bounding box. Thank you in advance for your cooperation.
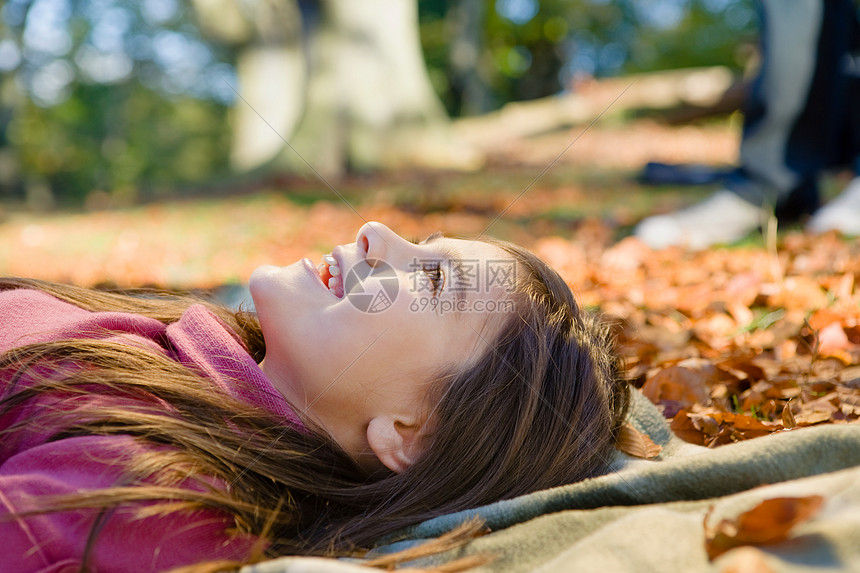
[448,0,492,116]
[194,0,480,178]
[191,0,306,171]
[281,0,481,177]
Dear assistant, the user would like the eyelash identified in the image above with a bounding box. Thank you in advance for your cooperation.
[409,236,446,295]
[422,261,445,295]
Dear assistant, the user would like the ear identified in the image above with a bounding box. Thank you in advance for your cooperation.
[366,416,426,474]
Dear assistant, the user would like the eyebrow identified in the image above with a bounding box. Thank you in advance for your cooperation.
[420,231,445,244]
[420,231,467,304]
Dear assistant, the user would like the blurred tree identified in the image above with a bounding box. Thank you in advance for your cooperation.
[448,0,493,115]
[0,0,235,207]
[419,0,756,116]
[285,0,480,176]
[193,0,480,177]
[0,14,25,206]
[190,0,305,172]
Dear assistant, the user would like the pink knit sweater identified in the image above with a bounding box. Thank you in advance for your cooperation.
[0,289,302,572]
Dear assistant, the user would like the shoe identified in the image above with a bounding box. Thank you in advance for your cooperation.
[634,190,766,250]
[639,162,732,186]
[806,176,860,236]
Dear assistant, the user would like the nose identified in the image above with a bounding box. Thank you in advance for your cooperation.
[355,221,407,266]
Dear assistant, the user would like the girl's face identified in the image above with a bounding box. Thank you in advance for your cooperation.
[249,222,513,472]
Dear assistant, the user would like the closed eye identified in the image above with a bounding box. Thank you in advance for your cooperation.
[422,261,445,295]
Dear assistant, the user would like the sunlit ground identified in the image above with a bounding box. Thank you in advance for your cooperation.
[0,117,742,288]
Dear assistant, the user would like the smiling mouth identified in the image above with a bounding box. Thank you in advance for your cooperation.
[317,254,344,298]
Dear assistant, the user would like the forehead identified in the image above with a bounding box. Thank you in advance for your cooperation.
[435,236,509,262]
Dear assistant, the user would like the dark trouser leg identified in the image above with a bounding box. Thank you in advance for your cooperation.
[731,0,858,219]
[849,6,860,176]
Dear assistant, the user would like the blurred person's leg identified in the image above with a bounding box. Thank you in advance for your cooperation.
[636,0,858,248]
[806,0,860,234]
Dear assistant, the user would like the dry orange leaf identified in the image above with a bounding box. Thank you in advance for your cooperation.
[719,546,776,573]
[704,495,825,560]
[774,277,830,310]
[807,308,845,331]
[816,321,851,355]
[781,401,797,429]
[616,423,663,459]
[670,410,706,446]
[642,366,711,408]
[794,410,833,426]
[723,413,780,433]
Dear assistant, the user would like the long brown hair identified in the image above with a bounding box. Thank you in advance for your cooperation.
[0,241,629,567]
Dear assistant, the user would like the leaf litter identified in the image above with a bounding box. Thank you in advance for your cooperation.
[704,495,825,560]
[535,229,860,450]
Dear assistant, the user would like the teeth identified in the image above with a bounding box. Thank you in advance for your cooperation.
[319,254,344,297]
[328,275,344,298]
[321,255,342,275]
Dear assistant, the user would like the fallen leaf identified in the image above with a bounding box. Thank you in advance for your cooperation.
[773,277,830,311]
[836,387,860,416]
[724,272,764,308]
[615,423,662,459]
[728,301,755,329]
[807,308,845,331]
[719,546,776,573]
[704,495,825,560]
[774,339,797,360]
[781,400,797,429]
[641,366,711,408]
[693,311,738,351]
[689,411,722,436]
[726,413,780,433]
[839,366,860,387]
[816,322,851,355]
[794,410,833,426]
[670,410,706,446]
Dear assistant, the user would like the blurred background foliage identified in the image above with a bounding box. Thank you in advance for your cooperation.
[420,0,755,115]
[0,0,236,207]
[0,0,756,208]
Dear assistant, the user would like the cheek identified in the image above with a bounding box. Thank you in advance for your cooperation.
[330,314,418,377]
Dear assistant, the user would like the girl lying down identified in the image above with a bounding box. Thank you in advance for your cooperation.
[0,221,630,571]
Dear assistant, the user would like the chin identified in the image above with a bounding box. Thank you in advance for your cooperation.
[250,263,298,300]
